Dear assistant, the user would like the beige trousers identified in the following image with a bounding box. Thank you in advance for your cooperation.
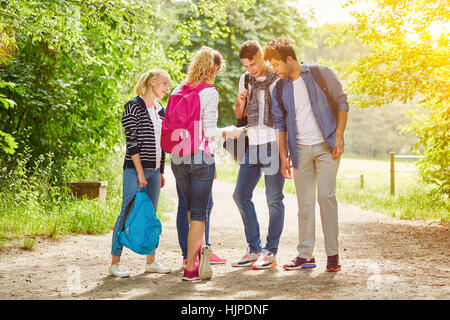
[293,142,340,259]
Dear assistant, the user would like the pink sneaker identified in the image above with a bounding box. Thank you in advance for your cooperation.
[210,251,227,265]
[182,263,200,281]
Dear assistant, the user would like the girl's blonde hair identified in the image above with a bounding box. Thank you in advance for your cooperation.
[134,68,170,96]
[186,46,225,85]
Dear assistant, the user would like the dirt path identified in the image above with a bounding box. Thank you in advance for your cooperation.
[0,168,449,300]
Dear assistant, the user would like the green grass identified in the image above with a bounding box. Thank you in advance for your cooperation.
[214,155,449,221]
[0,151,174,250]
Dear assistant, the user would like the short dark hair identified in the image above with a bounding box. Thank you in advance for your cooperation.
[239,40,263,60]
[264,38,298,62]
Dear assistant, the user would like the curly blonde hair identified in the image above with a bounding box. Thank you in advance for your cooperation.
[186,46,225,85]
[134,68,170,96]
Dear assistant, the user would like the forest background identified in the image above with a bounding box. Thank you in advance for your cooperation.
[0,0,448,249]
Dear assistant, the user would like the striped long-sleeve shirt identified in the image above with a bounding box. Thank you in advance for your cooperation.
[122,96,166,173]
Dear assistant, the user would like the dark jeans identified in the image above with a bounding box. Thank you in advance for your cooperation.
[176,183,213,259]
[171,150,215,222]
[233,142,285,255]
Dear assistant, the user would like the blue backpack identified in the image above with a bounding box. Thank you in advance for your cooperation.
[113,187,162,255]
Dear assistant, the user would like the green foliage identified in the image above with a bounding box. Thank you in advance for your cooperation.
[403,100,450,195]
[0,22,17,154]
[0,0,168,182]
[344,103,420,158]
[0,0,243,247]
[303,23,418,158]
[163,0,312,126]
[0,146,173,249]
[0,0,257,183]
[339,0,450,196]
[303,23,370,64]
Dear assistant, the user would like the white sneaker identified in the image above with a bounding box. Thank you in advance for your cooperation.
[198,245,212,280]
[145,261,171,274]
[108,263,130,278]
[252,249,277,269]
[231,247,260,267]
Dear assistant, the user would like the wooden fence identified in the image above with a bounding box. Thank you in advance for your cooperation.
[337,174,364,189]
[389,152,424,196]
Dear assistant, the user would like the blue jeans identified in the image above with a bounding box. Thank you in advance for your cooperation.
[176,183,213,259]
[171,151,215,222]
[111,167,161,256]
[233,142,285,255]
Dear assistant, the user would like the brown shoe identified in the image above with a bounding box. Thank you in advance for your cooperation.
[283,256,316,270]
[326,254,341,272]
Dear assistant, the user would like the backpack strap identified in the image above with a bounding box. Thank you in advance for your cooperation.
[244,72,250,90]
[275,78,286,115]
[309,64,334,108]
[121,194,136,232]
[241,72,250,117]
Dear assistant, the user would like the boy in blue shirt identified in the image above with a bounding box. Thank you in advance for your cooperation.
[264,38,349,272]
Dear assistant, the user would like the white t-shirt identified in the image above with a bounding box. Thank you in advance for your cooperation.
[146,102,163,169]
[293,77,324,145]
[238,73,277,146]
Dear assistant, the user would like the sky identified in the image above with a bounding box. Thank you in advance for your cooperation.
[295,0,353,26]
[295,0,449,42]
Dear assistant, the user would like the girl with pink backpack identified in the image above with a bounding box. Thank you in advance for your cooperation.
[162,46,242,281]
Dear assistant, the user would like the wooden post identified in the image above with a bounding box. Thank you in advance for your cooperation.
[390,152,395,196]
[360,174,364,189]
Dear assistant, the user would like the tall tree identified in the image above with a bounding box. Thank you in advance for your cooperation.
[162,0,312,126]
[0,0,253,181]
[340,0,449,195]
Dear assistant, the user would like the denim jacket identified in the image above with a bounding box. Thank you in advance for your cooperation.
[271,63,349,169]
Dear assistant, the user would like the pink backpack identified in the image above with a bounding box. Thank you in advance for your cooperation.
[161,83,216,156]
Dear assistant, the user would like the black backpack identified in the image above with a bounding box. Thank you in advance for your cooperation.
[223,72,250,161]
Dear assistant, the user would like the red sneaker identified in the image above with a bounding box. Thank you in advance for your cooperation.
[210,251,227,265]
[182,263,200,281]
[283,256,316,271]
[326,254,341,272]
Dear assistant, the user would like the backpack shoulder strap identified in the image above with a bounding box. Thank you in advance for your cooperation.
[121,195,136,232]
[244,72,250,90]
[275,78,285,112]
[157,101,165,118]
[240,73,250,118]
[309,64,334,107]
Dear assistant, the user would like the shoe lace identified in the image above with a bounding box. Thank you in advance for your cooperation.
[261,249,272,257]
[293,256,306,264]
[115,264,127,273]
[327,255,339,266]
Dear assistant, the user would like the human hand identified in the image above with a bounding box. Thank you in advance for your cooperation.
[138,174,148,188]
[160,174,165,188]
[233,89,248,118]
[332,135,344,160]
[280,157,292,179]
[224,126,244,139]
